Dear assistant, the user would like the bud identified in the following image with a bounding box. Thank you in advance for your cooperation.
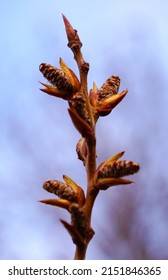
[39,59,81,100]
[94,75,127,116]
[70,203,87,239]
[39,63,74,92]
[76,137,88,164]
[97,160,140,179]
[62,14,82,50]
[63,175,85,207]
[97,76,120,102]
[43,175,85,207]
[59,58,81,92]
[69,89,93,126]
[43,180,76,202]
[94,152,140,190]
[94,151,125,184]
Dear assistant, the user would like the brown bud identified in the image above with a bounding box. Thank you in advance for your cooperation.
[70,203,87,239]
[62,14,82,50]
[76,138,88,164]
[98,160,140,179]
[59,58,81,92]
[97,76,120,102]
[69,90,92,126]
[43,176,85,207]
[43,180,77,203]
[95,75,127,116]
[39,63,74,93]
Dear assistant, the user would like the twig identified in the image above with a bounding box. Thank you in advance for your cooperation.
[38,14,140,260]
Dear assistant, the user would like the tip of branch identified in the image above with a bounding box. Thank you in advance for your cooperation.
[62,14,82,49]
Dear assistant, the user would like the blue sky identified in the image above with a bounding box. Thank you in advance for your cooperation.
[1,0,168,259]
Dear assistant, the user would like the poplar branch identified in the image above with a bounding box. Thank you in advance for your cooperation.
[38,14,140,260]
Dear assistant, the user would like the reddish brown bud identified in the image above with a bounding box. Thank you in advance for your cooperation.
[69,90,92,126]
[62,14,82,50]
[94,152,140,190]
[43,180,77,202]
[39,63,74,92]
[76,137,88,164]
[94,75,127,116]
[39,59,81,100]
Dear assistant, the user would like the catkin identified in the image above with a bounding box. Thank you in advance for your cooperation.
[98,160,140,178]
[97,75,120,102]
[43,180,77,202]
[39,63,74,92]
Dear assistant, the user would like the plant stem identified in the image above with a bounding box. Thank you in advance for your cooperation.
[84,135,98,222]
[74,244,87,260]
[73,134,98,260]
[71,36,99,260]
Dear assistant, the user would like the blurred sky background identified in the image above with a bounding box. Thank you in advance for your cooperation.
[1,0,168,259]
